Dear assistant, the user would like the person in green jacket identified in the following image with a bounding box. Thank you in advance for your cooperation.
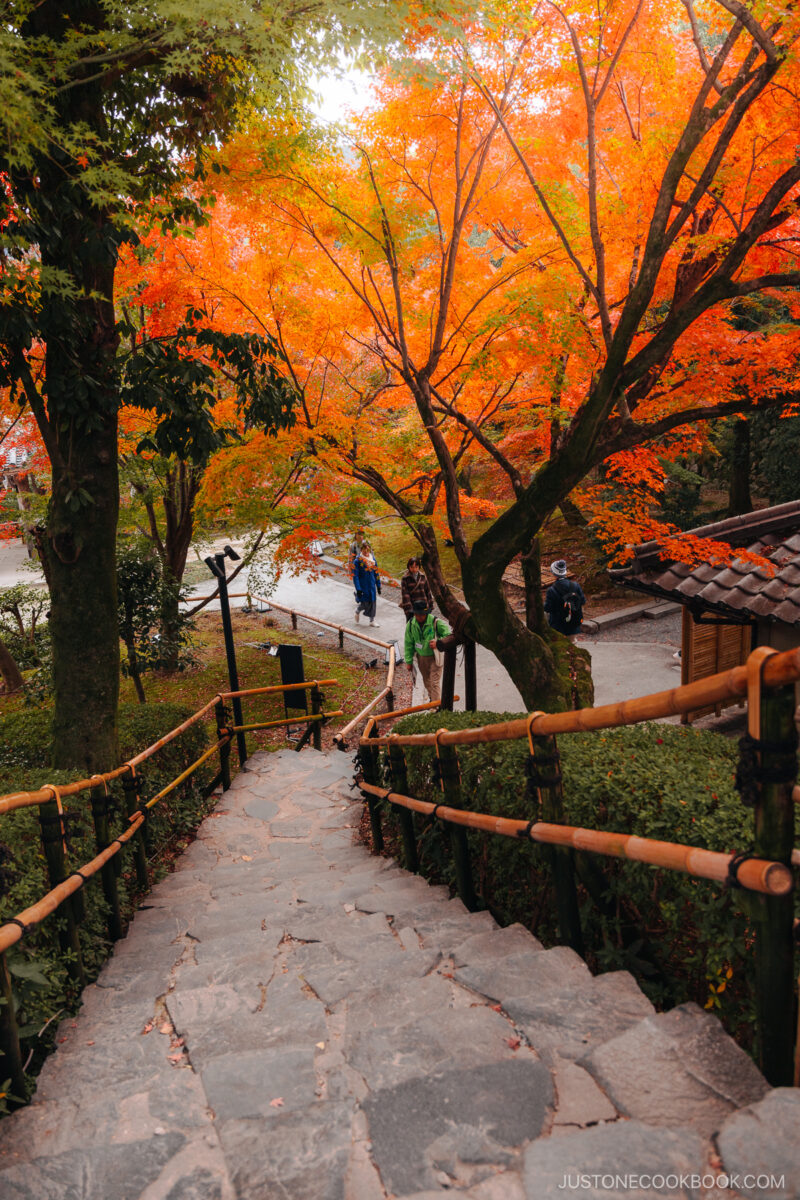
[404,601,451,703]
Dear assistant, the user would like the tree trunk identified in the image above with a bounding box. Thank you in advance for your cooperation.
[728,418,753,517]
[43,416,121,771]
[418,521,593,713]
[156,463,201,670]
[559,494,589,528]
[0,635,24,695]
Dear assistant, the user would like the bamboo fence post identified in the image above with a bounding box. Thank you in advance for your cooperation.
[529,727,584,956]
[311,685,323,752]
[748,651,797,1087]
[121,770,149,890]
[436,739,478,912]
[37,794,84,985]
[216,701,232,792]
[388,743,419,873]
[463,639,477,711]
[291,610,298,630]
[0,952,25,1101]
[360,742,384,853]
[338,628,345,649]
[89,782,123,942]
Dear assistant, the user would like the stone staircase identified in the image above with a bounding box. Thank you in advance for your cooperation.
[0,748,797,1200]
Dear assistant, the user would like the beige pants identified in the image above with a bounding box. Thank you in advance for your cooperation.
[417,653,442,703]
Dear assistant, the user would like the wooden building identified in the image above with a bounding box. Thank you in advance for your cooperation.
[609,501,800,721]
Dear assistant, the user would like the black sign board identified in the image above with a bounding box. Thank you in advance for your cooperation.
[277,644,307,715]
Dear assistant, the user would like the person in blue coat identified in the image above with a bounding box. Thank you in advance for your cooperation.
[353,541,382,627]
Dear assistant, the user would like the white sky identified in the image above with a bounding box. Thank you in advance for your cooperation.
[310,66,375,125]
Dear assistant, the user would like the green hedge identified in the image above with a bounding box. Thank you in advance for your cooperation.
[376,711,800,1048]
[0,702,215,1104]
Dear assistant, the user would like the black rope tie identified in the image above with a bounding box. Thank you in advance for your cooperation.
[431,804,445,821]
[7,917,32,937]
[735,733,798,808]
[525,752,563,789]
[66,869,89,885]
[726,850,757,889]
[516,819,536,841]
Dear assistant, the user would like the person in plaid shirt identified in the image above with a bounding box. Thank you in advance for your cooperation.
[400,557,433,621]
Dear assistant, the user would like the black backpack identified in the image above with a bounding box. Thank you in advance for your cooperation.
[559,581,581,628]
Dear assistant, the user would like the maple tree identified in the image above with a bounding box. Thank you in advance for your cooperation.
[0,0,411,770]
[223,0,800,711]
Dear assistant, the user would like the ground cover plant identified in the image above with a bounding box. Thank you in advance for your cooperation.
[374,711,800,1052]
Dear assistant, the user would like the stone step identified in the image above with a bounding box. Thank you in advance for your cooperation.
[0,746,795,1200]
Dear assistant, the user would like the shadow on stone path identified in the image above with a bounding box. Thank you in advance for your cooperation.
[0,748,797,1200]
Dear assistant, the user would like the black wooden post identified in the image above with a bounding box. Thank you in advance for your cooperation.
[436,742,477,912]
[311,685,323,751]
[121,771,149,890]
[440,646,456,712]
[215,700,232,792]
[37,798,84,985]
[388,743,419,872]
[205,547,247,766]
[0,952,25,1102]
[360,742,384,853]
[463,638,477,711]
[751,667,796,1087]
[89,783,123,942]
[530,733,584,956]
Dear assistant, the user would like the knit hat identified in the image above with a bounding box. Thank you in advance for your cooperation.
[550,560,568,577]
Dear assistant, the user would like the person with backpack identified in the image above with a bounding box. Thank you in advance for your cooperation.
[400,556,433,621]
[544,559,585,636]
[404,601,451,702]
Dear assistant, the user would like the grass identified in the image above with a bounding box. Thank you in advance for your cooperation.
[118,609,381,752]
[0,609,382,768]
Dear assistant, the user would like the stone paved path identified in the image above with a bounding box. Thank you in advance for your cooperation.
[1,749,798,1200]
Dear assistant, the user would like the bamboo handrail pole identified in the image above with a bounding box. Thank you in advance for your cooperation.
[220,679,338,700]
[141,739,230,810]
[126,696,221,768]
[0,813,146,955]
[0,697,223,814]
[386,645,396,690]
[362,647,800,748]
[358,783,792,896]
[334,687,392,744]
[0,762,132,816]
[248,592,392,651]
[227,710,344,734]
[370,699,448,725]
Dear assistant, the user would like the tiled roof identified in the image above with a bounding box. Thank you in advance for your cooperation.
[609,501,800,626]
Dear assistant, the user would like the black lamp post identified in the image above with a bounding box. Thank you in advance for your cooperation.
[204,545,247,765]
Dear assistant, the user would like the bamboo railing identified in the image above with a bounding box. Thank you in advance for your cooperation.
[0,676,342,1099]
[358,645,800,1089]
[190,588,401,747]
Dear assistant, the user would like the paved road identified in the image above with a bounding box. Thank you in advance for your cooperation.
[2,747,794,1199]
[0,536,682,713]
[190,546,683,714]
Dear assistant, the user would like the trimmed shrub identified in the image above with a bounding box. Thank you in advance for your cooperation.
[377,711,799,1048]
